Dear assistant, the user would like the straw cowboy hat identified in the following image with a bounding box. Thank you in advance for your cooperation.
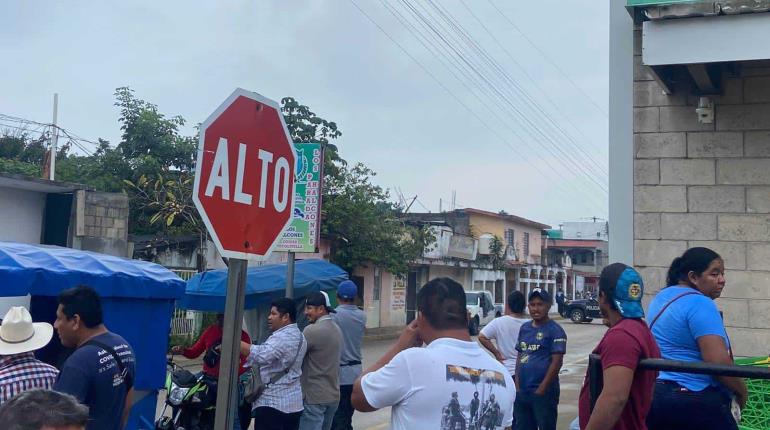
[0,306,54,355]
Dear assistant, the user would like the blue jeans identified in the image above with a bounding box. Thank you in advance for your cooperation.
[298,401,339,430]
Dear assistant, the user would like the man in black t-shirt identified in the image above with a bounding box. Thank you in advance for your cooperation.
[53,286,135,430]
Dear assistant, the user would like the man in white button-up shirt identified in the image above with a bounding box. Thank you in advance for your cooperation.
[241,298,307,430]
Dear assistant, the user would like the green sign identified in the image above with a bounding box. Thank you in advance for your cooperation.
[627,0,707,6]
[275,143,323,253]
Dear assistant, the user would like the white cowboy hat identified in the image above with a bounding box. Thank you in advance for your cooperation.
[0,306,54,355]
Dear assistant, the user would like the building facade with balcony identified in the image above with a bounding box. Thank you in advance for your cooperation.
[405,209,568,313]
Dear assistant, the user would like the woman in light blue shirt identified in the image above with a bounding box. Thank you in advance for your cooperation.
[646,247,748,430]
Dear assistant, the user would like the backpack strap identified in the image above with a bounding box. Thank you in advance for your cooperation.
[83,339,134,391]
[649,291,701,330]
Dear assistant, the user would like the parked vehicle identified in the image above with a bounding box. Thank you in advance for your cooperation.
[561,297,602,323]
[465,291,502,335]
[155,356,217,430]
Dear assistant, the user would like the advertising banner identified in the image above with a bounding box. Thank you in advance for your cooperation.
[276,143,323,252]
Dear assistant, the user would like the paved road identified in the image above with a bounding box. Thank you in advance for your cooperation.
[158,319,606,430]
[352,320,607,430]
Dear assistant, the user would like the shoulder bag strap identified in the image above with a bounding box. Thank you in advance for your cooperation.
[649,291,701,330]
[266,336,305,385]
[83,339,133,390]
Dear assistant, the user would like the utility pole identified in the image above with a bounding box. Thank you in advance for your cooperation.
[49,93,59,181]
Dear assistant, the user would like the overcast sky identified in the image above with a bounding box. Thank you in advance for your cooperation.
[0,1,609,228]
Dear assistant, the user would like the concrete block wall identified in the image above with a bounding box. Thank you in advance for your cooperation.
[633,30,770,356]
[76,191,130,257]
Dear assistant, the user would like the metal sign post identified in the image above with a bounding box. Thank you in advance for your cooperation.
[286,251,295,298]
[213,259,248,430]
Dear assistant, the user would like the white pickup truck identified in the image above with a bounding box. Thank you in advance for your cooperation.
[465,290,502,335]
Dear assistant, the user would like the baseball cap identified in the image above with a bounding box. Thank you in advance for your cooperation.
[599,263,645,318]
[528,288,552,303]
[305,291,336,313]
[337,280,358,300]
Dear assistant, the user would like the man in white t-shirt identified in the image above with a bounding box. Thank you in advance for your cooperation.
[479,290,529,378]
[351,277,515,430]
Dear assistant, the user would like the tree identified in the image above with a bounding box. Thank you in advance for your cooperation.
[281,96,432,274]
[281,97,345,178]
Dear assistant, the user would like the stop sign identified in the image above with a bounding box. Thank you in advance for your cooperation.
[193,89,296,260]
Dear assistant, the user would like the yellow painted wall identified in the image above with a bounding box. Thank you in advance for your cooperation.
[468,212,543,264]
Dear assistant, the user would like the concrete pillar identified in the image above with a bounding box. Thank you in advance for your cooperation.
[609,0,634,265]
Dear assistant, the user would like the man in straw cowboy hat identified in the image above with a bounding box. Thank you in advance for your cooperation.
[0,306,59,404]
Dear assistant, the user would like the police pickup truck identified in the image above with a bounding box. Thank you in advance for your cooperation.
[561,297,602,323]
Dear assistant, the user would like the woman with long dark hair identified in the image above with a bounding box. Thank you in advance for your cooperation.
[645,247,747,430]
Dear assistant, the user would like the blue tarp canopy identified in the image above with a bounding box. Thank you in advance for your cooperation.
[0,241,185,299]
[179,259,348,311]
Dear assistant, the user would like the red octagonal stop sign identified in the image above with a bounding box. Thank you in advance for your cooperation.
[193,89,296,260]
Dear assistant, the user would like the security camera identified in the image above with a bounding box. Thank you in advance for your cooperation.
[696,96,714,124]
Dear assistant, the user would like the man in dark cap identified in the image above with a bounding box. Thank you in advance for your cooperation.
[299,291,343,430]
[578,263,661,430]
[331,280,366,430]
[514,289,567,430]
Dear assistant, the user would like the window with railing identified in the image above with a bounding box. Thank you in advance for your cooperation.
[505,228,515,249]
[523,232,530,257]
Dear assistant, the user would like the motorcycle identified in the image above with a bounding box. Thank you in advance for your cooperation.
[155,355,218,430]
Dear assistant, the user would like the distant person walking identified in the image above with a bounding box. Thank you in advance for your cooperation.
[331,281,366,430]
[514,289,567,430]
[645,247,747,430]
[53,286,135,430]
[0,306,59,404]
[299,291,343,430]
[578,263,661,430]
[556,289,566,316]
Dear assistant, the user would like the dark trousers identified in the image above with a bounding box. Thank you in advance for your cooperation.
[514,386,559,430]
[239,403,252,430]
[253,407,302,430]
[331,384,354,430]
[646,381,737,430]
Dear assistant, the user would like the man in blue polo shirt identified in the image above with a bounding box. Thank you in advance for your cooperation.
[514,289,567,430]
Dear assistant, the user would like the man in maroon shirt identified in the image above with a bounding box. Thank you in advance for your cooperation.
[172,314,252,429]
[578,263,661,430]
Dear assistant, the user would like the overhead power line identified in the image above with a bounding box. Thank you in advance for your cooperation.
[408,0,608,190]
[383,0,607,206]
[351,0,605,211]
[486,0,609,118]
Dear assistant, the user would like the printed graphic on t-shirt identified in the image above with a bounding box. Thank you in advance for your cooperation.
[441,365,507,430]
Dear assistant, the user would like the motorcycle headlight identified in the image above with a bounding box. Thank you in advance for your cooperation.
[168,387,190,406]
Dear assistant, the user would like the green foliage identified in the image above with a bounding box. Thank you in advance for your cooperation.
[488,235,506,270]
[281,97,345,179]
[0,157,39,176]
[123,172,203,235]
[0,133,48,177]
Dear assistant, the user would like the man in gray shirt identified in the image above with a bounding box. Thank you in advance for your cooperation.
[331,281,366,430]
[299,291,343,430]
